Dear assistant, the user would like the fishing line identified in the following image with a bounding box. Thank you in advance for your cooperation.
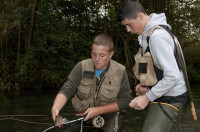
[0,117,52,125]
[0,113,80,118]
[0,113,83,126]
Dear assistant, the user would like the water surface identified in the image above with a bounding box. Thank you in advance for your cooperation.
[0,83,199,132]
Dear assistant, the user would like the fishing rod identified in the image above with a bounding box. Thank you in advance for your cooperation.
[175,38,198,121]
[43,114,106,132]
[0,113,83,118]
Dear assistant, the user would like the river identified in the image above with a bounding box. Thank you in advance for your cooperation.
[0,83,199,132]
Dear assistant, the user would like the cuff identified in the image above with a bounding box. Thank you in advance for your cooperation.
[146,91,158,102]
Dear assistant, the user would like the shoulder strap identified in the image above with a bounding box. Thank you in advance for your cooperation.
[146,25,181,70]
[146,25,163,44]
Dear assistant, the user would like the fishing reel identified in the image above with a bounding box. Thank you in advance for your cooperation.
[92,116,105,128]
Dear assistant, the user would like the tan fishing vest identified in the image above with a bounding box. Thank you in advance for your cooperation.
[133,25,181,87]
[72,59,125,113]
[133,26,160,86]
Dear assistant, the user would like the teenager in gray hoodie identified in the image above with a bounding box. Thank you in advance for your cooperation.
[117,1,187,132]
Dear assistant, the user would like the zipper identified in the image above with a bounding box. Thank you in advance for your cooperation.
[95,76,105,99]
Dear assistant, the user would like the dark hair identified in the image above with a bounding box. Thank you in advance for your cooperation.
[117,0,146,22]
[93,34,114,52]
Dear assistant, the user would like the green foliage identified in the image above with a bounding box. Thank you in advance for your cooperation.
[0,0,199,91]
[183,42,200,82]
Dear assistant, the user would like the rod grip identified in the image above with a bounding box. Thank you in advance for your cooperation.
[75,113,84,117]
[191,102,198,121]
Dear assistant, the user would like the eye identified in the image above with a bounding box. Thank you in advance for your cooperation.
[91,52,107,58]
[100,54,106,57]
[91,53,97,57]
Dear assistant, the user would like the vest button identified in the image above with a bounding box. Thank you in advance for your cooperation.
[88,94,92,98]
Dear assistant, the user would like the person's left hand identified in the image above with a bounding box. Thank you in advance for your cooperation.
[129,95,150,110]
[82,107,100,121]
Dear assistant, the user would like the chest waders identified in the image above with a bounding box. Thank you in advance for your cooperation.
[139,25,197,132]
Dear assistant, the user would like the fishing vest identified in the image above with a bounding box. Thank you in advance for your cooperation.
[72,59,125,113]
[133,25,181,87]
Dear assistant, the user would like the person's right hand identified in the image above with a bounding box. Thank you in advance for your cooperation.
[51,108,60,122]
[82,107,100,121]
[135,84,149,96]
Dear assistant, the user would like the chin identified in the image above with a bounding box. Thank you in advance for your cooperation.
[95,66,102,70]
[96,67,102,70]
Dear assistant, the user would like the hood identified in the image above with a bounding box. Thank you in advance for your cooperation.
[144,13,171,35]
[138,13,171,47]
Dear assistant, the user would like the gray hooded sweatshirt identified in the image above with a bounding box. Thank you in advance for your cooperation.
[138,13,187,101]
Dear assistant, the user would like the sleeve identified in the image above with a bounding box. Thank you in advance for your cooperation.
[146,29,180,101]
[116,70,133,110]
[59,61,82,100]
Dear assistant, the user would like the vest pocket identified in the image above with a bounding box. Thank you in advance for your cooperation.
[99,84,118,102]
[133,49,158,86]
[77,79,92,99]
[72,95,89,113]
[139,52,158,86]
[72,79,93,113]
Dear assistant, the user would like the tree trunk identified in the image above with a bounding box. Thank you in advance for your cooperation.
[0,25,8,72]
[17,24,21,65]
[27,0,38,52]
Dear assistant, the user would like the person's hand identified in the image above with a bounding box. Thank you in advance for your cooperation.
[135,84,149,96]
[82,107,100,121]
[129,95,150,110]
[51,108,60,122]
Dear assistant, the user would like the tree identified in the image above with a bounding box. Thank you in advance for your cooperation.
[0,0,199,91]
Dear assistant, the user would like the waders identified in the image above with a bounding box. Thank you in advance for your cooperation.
[142,102,182,132]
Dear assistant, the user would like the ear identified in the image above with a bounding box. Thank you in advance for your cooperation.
[109,51,114,58]
[137,13,144,20]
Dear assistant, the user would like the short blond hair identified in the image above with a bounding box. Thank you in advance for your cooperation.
[93,34,114,52]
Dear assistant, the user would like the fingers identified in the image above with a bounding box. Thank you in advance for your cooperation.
[81,108,90,121]
[135,84,143,96]
[135,84,149,96]
[129,98,142,110]
[129,95,150,110]
[84,115,89,121]
[129,98,137,108]
[136,90,141,96]
[83,110,90,121]
[135,84,141,92]
[129,98,141,110]
[83,108,99,121]
[140,87,149,95]
[51,108,59,122]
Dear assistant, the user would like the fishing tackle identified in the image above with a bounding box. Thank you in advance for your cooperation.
[92,116,105,128]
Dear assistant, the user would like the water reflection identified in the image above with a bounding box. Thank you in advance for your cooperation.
[0,83,199,132]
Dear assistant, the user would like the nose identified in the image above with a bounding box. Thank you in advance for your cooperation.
[126,26,131,33]
[95,55,100,61]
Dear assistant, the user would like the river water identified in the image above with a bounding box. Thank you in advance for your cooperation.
[0,83,199,132]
